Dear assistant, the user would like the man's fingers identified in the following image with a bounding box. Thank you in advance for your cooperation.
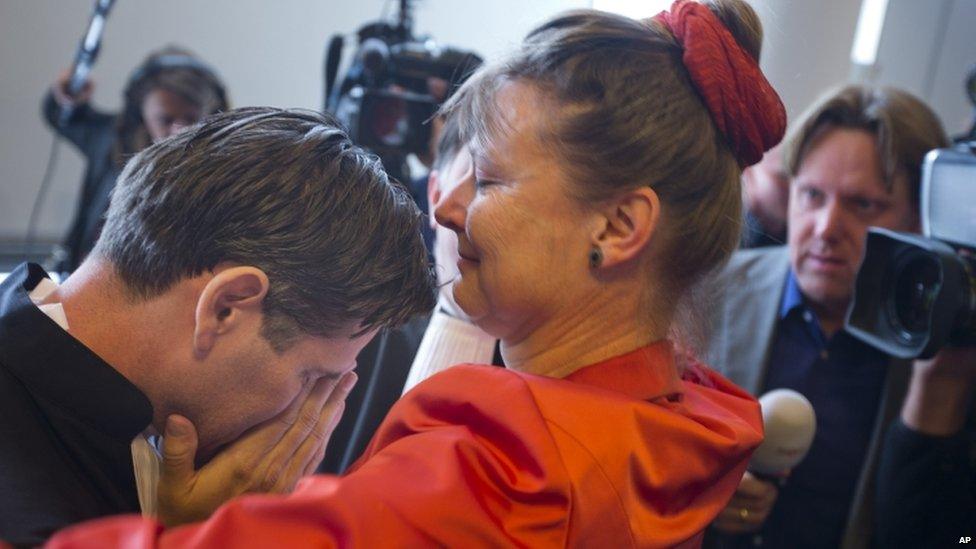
[271,372,357,491]
[320,374,357,449]
[729,492,777,515]
[299,372,357,477]
[273,378,321,430]
[284,399,346,488]
[713,503,768,534]
[161,415,200,485]
[714,473,779,535]
[218,380,318,461]
[302,425,331,478]
[323,372,358,436]
[257,376,341,484]
[712,508,750,534]
[729,485,777,507]
[712,472,780,535]
[736,472,777,499]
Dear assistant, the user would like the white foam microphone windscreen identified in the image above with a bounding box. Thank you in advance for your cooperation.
[749,389,817,476]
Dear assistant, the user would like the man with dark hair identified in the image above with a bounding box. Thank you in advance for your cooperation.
[702,85,951,548]
[0,107,435,545]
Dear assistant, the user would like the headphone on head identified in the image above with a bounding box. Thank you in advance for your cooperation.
[123,53,228,114]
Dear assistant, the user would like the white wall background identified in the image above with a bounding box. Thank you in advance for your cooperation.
[1,0,973,246]
[0,0,587,245]
[871,0,976,136]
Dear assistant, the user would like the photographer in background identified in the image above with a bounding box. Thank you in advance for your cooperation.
[700,85,950,548]
[325,3,482,254]
[42,46,228,273]
[875,332,976,546]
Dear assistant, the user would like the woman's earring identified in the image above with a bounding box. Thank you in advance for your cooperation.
[588,247,604,269]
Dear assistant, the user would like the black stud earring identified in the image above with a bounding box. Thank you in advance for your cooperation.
[588,247,604,269]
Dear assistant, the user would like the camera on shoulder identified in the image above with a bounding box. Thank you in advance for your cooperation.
[846,144,976,359]
[324,0,482,182]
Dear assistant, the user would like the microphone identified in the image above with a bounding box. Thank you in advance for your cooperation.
[749,388,816,476]
[59,0,116,127]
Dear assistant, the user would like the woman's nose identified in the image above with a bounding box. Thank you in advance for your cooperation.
[433,174,473,235]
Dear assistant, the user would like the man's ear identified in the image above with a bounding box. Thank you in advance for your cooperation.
[193,266,270,358]
[427,169,443,230]
[592,187,661,269]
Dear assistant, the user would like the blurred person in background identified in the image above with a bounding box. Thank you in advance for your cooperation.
[701,85,951,549]
[42,46,228,273]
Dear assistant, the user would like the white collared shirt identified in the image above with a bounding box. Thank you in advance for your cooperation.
[29,278,159,517]
[402,304,498,395]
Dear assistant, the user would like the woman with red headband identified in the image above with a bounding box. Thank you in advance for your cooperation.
[48,1,781,546]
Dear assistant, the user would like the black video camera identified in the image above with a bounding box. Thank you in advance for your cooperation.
[846,145,976,359]
[324,1,482,181]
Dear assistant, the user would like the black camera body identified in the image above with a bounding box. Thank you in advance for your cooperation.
[846,146,976,359]
[333,37,478,155]
[325,2,481,181]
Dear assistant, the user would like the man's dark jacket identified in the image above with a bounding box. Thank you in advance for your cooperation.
[0,263,152,546]
[698,247,910,549]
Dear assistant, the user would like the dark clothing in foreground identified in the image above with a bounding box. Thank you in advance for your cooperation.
[875,418,976,547]
[755,271,889,548]
[0,263,152,546]
[41,93,120,273]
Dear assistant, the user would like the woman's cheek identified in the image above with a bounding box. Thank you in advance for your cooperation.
[469,198,515,255]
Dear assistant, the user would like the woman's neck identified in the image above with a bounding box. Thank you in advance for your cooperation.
[501,288,669,379]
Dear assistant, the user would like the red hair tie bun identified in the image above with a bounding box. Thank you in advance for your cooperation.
[655,0,786,167]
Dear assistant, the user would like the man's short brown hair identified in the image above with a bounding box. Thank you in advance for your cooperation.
[96,107,436,349]
[782,85,950,205]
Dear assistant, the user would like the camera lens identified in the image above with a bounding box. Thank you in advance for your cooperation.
[888,254,942,339]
